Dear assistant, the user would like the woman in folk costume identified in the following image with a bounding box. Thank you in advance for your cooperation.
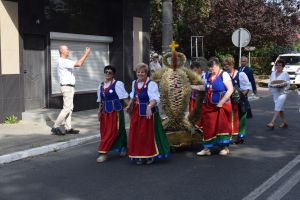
[192,57,234,156]
[125,63,170,165]
[96,65,129,163]
[223,56,252,144]
[267,59,290,129]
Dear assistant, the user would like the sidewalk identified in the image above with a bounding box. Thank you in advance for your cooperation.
[0,87,270,165]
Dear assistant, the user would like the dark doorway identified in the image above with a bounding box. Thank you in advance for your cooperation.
[23,35,46,110]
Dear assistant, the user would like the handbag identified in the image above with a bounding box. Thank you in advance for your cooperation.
[238,100,247,113]
[231,86,246,104]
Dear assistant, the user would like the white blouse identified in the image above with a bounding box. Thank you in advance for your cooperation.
[268,71,290,94]
[232,71,252,90]
[129,78,160,105]
[221,70,232,83]
[96,80,128,102]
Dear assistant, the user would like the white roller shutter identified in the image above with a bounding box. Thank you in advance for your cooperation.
[50,32,113,95]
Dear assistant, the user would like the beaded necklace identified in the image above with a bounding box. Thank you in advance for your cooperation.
[209,68,221,86]
[101,79,113,96]
[135,78,147,96]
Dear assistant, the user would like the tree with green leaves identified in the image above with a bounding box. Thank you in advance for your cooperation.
[150,0,300,58]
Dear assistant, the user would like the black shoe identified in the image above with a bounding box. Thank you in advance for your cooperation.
[51,128,65,136]
[234,138,244,144]
[246,115,253,119]
[65,128,80,134]
[246,110,253,119]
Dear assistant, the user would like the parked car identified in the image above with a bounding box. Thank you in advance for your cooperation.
[271,53,300,85]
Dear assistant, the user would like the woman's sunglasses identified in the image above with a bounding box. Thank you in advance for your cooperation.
[105,70,113,75]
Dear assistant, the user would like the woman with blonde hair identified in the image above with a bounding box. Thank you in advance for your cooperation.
[223,56,252,143]
[125,63,170,164]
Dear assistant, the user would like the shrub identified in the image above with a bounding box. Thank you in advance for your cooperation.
[251,56,273,75]
[4,115,18,124]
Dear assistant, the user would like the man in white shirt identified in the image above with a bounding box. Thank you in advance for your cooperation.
[51,45,91,136]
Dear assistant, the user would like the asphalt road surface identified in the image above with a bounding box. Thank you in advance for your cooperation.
[1,92,300,200]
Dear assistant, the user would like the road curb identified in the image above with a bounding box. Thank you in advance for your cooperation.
[0,135,99,165]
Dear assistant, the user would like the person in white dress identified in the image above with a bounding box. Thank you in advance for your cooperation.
[267,59,290,129]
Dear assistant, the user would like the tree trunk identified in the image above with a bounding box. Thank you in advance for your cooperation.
[162,0,173,53]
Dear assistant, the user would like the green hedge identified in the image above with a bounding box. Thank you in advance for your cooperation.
[251,56,273,75]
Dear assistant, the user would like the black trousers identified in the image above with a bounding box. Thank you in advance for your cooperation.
[245,98,253,118]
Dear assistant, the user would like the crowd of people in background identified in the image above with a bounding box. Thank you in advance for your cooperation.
[54,46,293,165]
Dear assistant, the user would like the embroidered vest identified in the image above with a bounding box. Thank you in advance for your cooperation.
[232,71,240,88]
[205,72,227,104]
[100,81,122,113]
[133,80,158,116]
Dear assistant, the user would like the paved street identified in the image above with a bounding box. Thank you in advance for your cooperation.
[0,92,300,200]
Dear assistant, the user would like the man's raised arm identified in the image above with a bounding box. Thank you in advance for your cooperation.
[75,47,91,67]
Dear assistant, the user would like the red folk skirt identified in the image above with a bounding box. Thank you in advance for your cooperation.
[201,101,232,148]
[189,97,196,113]
[98,110,127,153]
[128,104,169,160]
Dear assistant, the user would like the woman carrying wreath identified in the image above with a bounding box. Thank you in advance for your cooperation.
[267,59,290,129]
[96,65,129,163]
[124,63,170,165]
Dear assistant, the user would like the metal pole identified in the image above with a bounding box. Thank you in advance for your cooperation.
[195,37,198,58]
[190,36,193,59]
[239,28,242,67]
[201,37,204,57]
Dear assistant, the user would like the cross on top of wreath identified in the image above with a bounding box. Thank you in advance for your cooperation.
[162,41,186,71]
[169,41,179,52]
[169,41,179,70]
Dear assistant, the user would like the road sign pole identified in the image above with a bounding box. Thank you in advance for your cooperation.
[239,28,242,67]
[196,37,198,58]
[190,36,192,59]
[232,28,251,67]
